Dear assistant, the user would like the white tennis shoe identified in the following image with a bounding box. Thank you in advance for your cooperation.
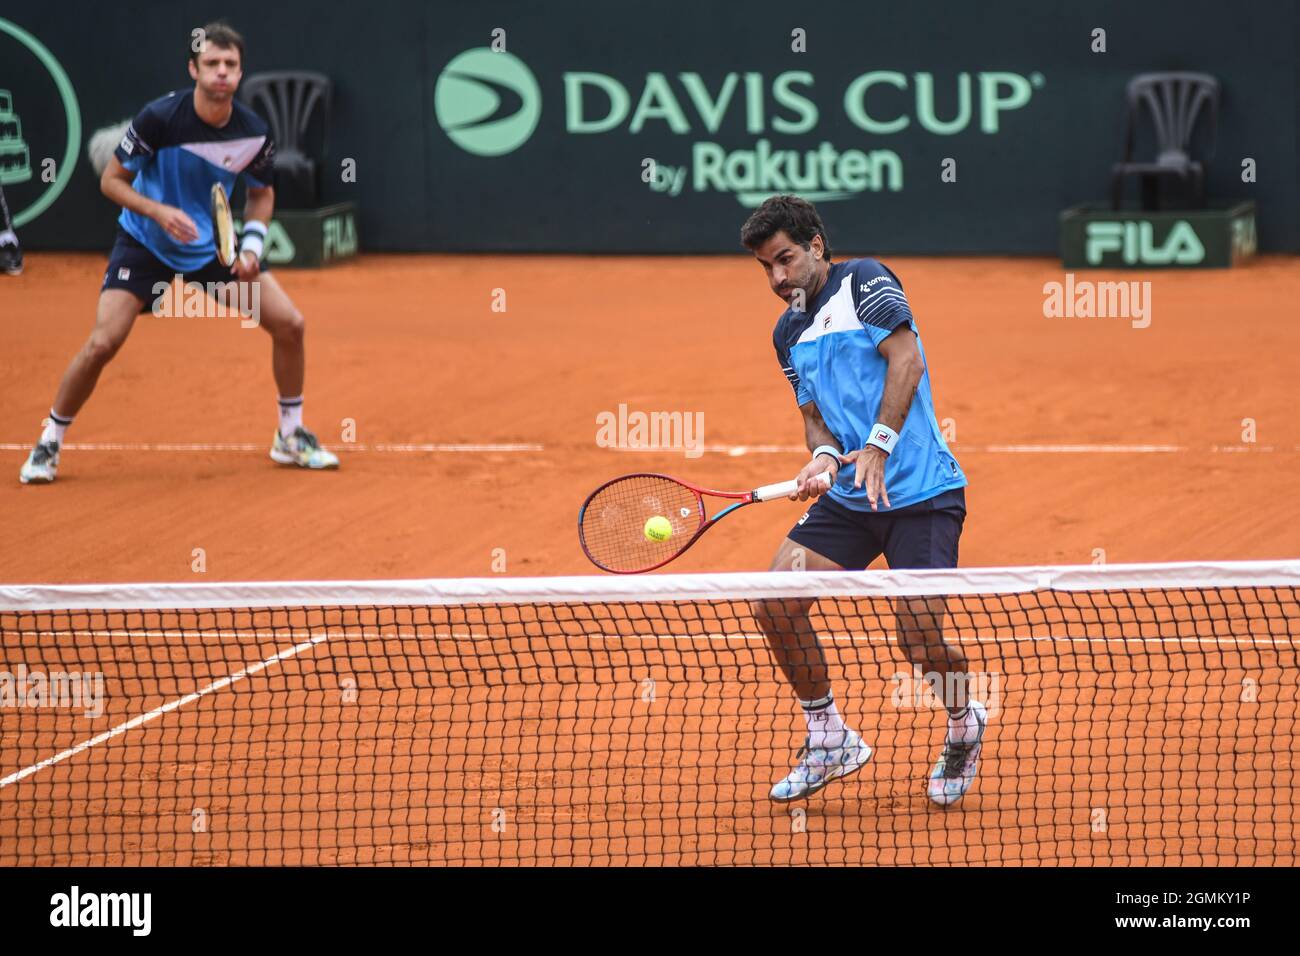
[19,440,59,484]
[770,729,873,803]
[270,427,339,470]
[927,700,989,807]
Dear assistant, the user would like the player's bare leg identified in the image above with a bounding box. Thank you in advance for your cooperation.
[895,595,988,806]
[249,271,305,397]
[753,537,842,699]
[752,538,873,801]
[19,289,144,484]
[226,271,337,470]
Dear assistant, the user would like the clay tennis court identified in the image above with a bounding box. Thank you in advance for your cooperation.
[1,253,1298,865]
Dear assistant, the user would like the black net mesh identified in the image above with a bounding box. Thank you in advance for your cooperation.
[1,582,1296,865]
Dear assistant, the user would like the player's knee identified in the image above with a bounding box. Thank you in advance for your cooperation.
[83,333,123,368]
[270,308,305,344]
[750,599,777,632]
[897,635,931,666]
[750,597,813,636]
[897,630,961,669]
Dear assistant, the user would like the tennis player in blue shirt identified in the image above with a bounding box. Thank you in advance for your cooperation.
[741,195,987,807]
[19,22,337,484]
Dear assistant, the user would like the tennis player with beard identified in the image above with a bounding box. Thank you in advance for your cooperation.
[19,22,337,484]
[742,195,987,807]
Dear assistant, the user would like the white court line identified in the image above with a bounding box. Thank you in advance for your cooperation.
[0,629,333,790]
[0,442,542,453]
[3,624,1290,788]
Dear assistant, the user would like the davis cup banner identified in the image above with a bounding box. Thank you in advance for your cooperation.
[3,1,1296,254]
[429,37,1052,252]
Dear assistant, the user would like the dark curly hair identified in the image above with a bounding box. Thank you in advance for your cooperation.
[740,195,832,261]
[189,22,245,65]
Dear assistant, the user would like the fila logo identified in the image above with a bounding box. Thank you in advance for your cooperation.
[119,135,133,154]
[223,156,233,167]
[822,315,832,329]
[875,430,890,441]
[797,511,811,525]
[118,268,131,280]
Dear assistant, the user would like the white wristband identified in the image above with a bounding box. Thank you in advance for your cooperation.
[811,444,841,467]
[240,221,268,261]
[865,424,899,455]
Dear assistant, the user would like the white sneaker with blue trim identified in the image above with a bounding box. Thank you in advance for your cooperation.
[927,700,989,807]
[770,729,873,803]
[19,440,59,484]
[270,427,339,470]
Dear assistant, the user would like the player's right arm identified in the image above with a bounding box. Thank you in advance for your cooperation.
[100,156,198,243]
[104,103,198,244]
[791,400,840,501]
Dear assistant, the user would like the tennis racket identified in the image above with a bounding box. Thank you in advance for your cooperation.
[210,182,237,268]
[578,471,831,574]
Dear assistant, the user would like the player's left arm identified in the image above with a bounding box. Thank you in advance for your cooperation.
[840,326,925,509]
[231,185,274,278]
[232,134,276,279]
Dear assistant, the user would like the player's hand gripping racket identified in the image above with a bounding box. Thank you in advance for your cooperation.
[210,182,237,268]
[578,471,831,573]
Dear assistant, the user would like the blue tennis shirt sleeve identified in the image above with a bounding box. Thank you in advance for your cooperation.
[851,258,915,347]
[114,102,165,172]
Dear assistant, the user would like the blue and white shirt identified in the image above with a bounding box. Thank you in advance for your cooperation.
[115,90,274,271]
[773,257,966,511]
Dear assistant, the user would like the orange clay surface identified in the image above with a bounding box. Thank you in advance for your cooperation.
[1,252,1297,866]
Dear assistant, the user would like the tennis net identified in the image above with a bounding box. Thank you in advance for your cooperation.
[1,560,1297,866]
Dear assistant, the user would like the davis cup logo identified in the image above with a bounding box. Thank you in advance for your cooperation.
[435,48,540,156]
[0,17,81,227]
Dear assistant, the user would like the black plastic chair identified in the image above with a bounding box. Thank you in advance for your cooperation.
[1110,72,1218,210]
[239,72,332,209]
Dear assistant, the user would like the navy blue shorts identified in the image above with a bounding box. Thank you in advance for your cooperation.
[100,228,267,308]
[786,487,966,571]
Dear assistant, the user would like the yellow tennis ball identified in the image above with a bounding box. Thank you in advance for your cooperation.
[644,515,673,543]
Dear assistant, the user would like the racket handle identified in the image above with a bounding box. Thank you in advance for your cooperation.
[753,471,831,502]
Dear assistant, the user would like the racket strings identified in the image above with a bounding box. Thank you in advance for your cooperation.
[579,475,703,572]
[211,183,237,266]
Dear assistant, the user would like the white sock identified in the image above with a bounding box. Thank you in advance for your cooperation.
[947,703,983,744]
[0,229,17,247]
[278,395,303,439]
[801,694,847,750]
[41,409,72,446]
